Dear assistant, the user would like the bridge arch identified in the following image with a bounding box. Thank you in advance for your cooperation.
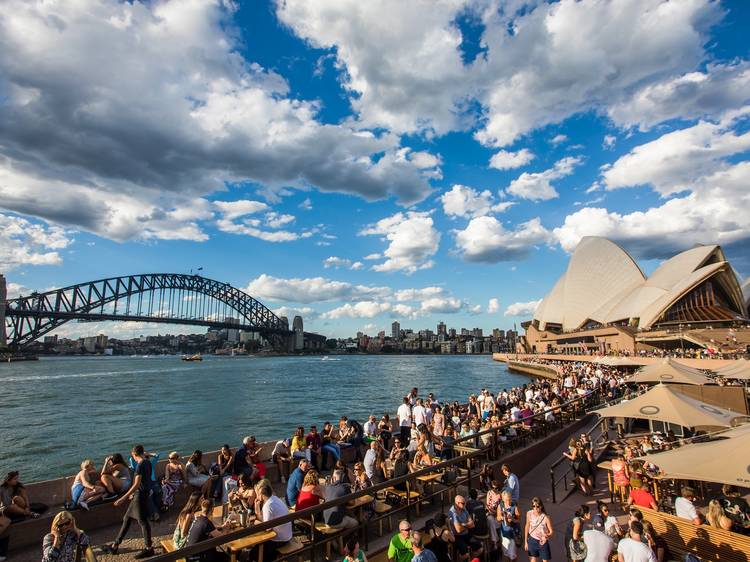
[3,273,287,349]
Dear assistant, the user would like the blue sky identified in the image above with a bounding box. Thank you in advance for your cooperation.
[1,0,749,339]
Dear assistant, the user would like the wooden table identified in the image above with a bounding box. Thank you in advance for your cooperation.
[347,494,375,547]
[417,472,446,504]
[597,461,614,502]
[224,529,277,562]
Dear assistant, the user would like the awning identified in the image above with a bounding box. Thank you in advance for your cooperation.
[714,359,750,380]
[628,358,714,385]
[639,423,750,487]
[593,356,646,367]
[595,384,744,429]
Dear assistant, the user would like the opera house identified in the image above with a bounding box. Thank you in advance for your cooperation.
[521,237,750,355]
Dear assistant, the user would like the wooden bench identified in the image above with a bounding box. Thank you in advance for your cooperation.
[641,507,750,562]
[160,539,186,562]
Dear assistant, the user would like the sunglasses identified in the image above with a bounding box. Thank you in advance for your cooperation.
[401,527,412,532]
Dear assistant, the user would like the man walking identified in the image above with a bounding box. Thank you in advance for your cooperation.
[104,444,154,558]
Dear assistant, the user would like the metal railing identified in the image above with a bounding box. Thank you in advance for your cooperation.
[147,387,610,562]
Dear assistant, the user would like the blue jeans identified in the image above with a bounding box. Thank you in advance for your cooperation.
[321,443,341,468]
[293,449,312,462]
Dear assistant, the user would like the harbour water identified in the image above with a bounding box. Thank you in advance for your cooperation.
[0,354,526,482]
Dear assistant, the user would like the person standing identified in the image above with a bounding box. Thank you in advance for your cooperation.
[583,518,614,562]
[398,398,412,445]
[103,444,154,558]
[616,521,656,562]
[388,520,414,562]
[501,464,520,504]
[524,497,553,562]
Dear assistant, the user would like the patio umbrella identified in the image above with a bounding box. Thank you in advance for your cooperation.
[594,384,744,429]
[639,422,750,487]
[629,358,714,385]
[714,359,750,380]
[593,356,645,367]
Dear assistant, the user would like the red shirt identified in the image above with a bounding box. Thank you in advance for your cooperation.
[629,488,656,508]
[305,432,322,449]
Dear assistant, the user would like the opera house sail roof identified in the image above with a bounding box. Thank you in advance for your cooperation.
[533,237,747,332]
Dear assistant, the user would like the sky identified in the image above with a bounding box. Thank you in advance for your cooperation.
[1,0,750,340]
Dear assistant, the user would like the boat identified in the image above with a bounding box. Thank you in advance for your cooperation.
[181,354,202,362]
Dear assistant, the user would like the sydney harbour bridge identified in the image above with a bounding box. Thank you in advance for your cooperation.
[0,273,321,351]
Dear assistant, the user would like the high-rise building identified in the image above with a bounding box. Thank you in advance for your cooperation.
[391,321,401,340]
[224,316,240,343]
[472,328,483,338]
[492,328,505,340]
[437,321,446,336]
[448,328,457,338]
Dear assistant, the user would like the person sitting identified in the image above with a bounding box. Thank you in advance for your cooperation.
[185,498,229,562]
[305,426,324,470]
[71,460,106,510]
[227,473,256,514]
[244,437,266,480]
[295,470,324,512]
[185,450,216,498]
[410,445,434,473]
[42,511,91,562]
[232,437,258,480]
[1,471,39,521]
[291,426,311,462]
[364,441,380,482]
[253,480,293,560]
[271,438,292,484]
[352,463,375,520]
[719,484,750,532]
[320,422,342,470]
[706,499,732,531]
[392,451,411,492]
[100,454,131,498]
[161,452,187,511]
[322,470,358,529]
[286,458,310,507]
[173,493,202,549]
[364,415,379,441]
[627,480,658,511]
[344,418,365,461]
[343,536,369,562]
[674,487,702,525]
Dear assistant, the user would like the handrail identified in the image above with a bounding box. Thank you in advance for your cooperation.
[149,385,610,562]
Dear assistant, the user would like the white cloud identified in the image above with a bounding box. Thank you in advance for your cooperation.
[246,274,390,303]
[504,300,542,317]
[273,306,317,320]
[489,149,535,170]
[549,134,568,146]
[0,214,73,270]
[603,135,616,150]
[419,297,463,315]
[265,212,296,229]
[608,62,750,130]
[6,282,31,299]
[359,211,440,273]
[487,298,500,314]
[440,185,493,219]
[394,287,446,302]
[506,156,582,201]
[391,303,419,320]
[321,301,391,320]
[363,253,381,260]
[554,110,750,259]
[454,216,552,263]
[214,200,268,220]
[323,256,363,270]
[299,198,313,210]
[0,0,441,244]
[602,118,750,196]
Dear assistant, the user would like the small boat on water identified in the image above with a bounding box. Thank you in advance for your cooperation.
[181,354,202,362]
[321,356,341,361]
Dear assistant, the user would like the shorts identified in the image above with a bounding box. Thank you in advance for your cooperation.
[527,536,551,560]
[71,483,85,505]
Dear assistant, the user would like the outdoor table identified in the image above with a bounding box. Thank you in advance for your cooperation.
[417,472,446,504]
[347,494,375,548]
[224,529,277,562]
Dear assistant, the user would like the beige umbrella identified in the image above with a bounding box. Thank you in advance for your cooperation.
[595,384,743,429]
[602,356,647,367]
[639,423,750,487]
[714,359,750,380]
[629,358,714,385]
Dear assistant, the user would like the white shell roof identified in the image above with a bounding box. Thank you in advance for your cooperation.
[533,238,743,331]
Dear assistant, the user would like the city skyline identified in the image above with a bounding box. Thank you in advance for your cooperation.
[2,1,750,339]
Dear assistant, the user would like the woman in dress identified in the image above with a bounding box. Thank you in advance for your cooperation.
[425,513,454,562]
[228,473,256,514]
[161,452,187,510]
[185,450,214,498]
[432,406,445,439]
[100,454,131,497]
[378,414,393,451]
[70,460,105,510]
[564,505,590,561]
[485,480,503,546]
[524,497,553,562]
[610,453,630,503]
[173,493,202,549]
[42,511,91,562]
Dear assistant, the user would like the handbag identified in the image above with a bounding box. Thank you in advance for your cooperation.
[569,538,587,561]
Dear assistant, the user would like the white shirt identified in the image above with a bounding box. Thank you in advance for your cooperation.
[616,537,656,562]
[397,403,412,427]
[413,405,427,426]
[364,448,377,479]
[364,421,377,437]
[583,529,613,562]
[261,495,293,542]
[675,497,699,521]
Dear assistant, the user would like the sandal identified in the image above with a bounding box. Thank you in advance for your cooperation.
[101,543,119,555]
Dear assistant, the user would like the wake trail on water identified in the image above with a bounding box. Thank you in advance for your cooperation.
[1,366,189,383]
